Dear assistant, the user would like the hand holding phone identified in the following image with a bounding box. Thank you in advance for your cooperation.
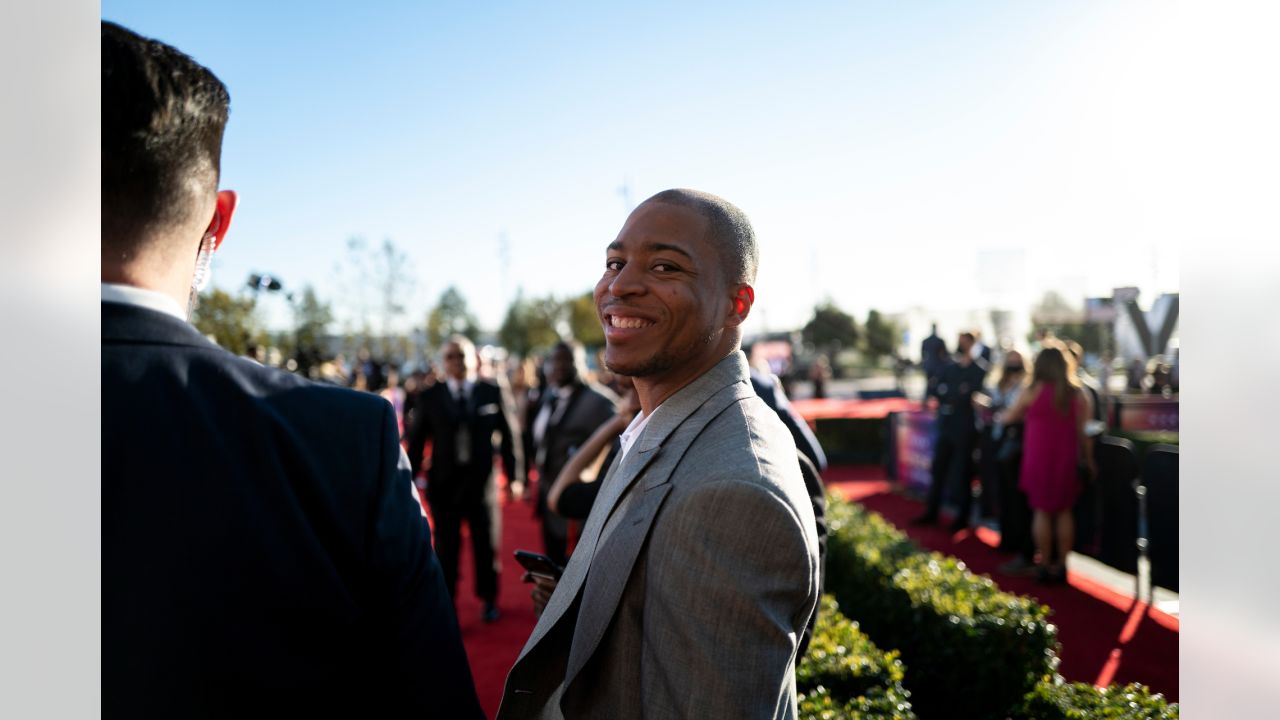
[514,549,564,580]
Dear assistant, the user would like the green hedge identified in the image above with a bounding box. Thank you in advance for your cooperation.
[813,417,888,464]
[824,498,1058,720]
[1011,681,1179,719]
[797,595,917,719]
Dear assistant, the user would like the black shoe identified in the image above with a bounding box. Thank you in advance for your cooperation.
[1035,566,1067,586]
[910,513,939,526]
[482,602,501,623]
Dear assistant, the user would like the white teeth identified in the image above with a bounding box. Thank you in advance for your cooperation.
[610,316,652,329]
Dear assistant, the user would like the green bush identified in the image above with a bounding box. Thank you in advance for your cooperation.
[796,594,917,720]
[797,596,915,720]
[824,498,1058,720]
[800,685,917,720]
[1011,680,1178,719]
[813,417,889,464]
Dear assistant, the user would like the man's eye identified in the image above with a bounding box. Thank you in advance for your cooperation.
[653,263,680,273]
[605,259,624,271]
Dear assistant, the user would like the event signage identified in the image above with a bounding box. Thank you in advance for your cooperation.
[893,410,936,496]
[1115,396,1179,432]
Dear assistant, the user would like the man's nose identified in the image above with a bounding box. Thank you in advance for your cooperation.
[607,261,646,298]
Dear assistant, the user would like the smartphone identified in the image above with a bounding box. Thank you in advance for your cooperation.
[514,549,564,580]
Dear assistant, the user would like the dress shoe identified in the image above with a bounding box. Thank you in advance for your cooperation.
[910,513,938,526]
[998,557,1037,577]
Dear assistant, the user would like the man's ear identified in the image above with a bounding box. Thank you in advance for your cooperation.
[726,284,754,327]
[204,190,238,252]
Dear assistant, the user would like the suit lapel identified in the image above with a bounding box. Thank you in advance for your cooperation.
[562,375,754,687]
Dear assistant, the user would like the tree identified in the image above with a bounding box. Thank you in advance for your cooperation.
[192,288,268,357]
[862,309,899,365]
[498,290,563,359]
[427,286,481,348]
[565,291,604,348]
[331,236,417,358]
[802,300,859,354]
[288,285,334,378]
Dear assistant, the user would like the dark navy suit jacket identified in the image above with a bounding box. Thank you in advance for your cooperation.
[102,302,482,718]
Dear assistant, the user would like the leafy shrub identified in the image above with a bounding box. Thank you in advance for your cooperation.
[1011,680,1179,719]
[800,685,917,720]
[824,498,1058,720]
[797,596,914,719]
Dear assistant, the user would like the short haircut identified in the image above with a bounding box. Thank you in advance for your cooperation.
[642,189,758,286]
[102,21,230,257]
[552,339,587,374]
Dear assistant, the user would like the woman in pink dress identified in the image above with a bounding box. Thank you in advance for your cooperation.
[998,345,1095,584]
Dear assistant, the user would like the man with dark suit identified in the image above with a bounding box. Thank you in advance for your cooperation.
[531,340,618,567]
[408,334,524,623]
[914,331,990,531]
[100,21,481,718]
[499,189,819,719]
[921,322,948,403]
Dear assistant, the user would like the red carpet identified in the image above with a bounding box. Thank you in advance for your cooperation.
[824,465,1179,701]
[421,478,540,720]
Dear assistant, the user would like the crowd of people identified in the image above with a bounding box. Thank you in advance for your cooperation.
[913,325,1114,584]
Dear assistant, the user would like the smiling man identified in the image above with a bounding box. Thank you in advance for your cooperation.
[498,189,820,719]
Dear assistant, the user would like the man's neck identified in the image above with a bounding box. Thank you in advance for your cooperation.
[633,346,737,415]
[102,265,192,317]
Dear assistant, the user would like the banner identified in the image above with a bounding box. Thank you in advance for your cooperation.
[893,410,936,496]
[1115,396,1179,432]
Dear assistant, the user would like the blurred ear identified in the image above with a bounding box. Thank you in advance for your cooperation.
[204,190,238,252]
[726,284,754,327]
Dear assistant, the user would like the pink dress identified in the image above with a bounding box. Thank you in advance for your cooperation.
[1019,385,1081,512]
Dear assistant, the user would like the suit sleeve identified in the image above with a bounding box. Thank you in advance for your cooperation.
[406,391,431,477]
[367,402,484,718]
[496,386,523,486]
[641,476,817,718]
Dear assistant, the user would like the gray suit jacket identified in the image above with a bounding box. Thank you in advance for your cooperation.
[498,352,820,719]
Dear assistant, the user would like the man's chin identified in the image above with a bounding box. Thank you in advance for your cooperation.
[604,351,668,379]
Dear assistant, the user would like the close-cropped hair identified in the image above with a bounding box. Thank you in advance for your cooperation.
[102,20,230,257]
[643,188,758,286]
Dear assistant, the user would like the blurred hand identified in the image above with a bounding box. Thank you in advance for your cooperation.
[521,572,558,617]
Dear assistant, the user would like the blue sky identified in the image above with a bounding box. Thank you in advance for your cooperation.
[102,1,1182,344]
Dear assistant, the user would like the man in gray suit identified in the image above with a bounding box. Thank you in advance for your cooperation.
[498,189,820,719]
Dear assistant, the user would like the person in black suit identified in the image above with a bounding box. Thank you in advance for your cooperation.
[100,21,481,718]
[408,334,524,623]
[531,341,618,566]
[920,322,949,404]
[914,331,990,531]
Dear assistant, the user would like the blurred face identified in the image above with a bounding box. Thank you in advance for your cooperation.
[549,345,577,387]
[957,334,974,355]
[594,201,731,381]
[443,342,467,381]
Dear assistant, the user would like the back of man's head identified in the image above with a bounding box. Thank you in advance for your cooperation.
[642,188,758,287]
[102,21,229,262]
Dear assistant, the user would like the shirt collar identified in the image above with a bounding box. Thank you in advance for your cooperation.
[617,405,656,462]
[101,283,186,321]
